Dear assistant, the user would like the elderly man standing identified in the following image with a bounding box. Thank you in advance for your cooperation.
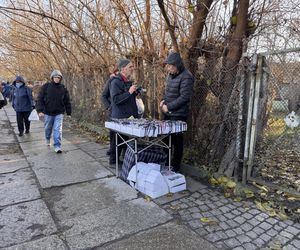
[109,59,138,165]
[160,52,194,173]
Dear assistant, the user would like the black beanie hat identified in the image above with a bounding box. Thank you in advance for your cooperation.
[118,59,131,70]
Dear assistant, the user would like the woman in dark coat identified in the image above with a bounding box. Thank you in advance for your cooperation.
[11,76,34,136]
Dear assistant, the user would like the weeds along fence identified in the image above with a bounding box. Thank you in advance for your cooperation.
[243,48,300,194]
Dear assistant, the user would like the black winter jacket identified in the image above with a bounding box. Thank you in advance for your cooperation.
[36,82,72,116]
[109,74,138,119]
[101,78,111,111]
[164,69,194,117]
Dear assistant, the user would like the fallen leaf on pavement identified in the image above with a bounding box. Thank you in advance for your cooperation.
[200,217,218,224]
[144,196,152,202]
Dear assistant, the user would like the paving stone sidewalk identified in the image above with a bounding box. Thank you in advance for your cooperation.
[159,185,300,250]
[0,106,214,250]
[0,105,299,250]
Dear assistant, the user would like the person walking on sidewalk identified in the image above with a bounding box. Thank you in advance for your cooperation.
[160,52,194,172]
[11,76,34,137]
[1,81,12,100]
[36,70,72,153]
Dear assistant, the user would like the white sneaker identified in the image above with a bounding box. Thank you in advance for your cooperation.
[46,140,51,146]
[54,147,62,153]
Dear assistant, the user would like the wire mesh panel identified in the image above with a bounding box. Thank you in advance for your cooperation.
[251,49,300,192]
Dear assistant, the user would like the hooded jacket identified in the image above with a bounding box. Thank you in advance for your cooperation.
[36,81,71,116]
[109,73,138,119]
[11,76,34,112]
[163,53,194,117]
[2,84,12,99]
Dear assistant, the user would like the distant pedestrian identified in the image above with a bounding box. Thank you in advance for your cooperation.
[11,76,34,136]
[36,70,72,153]
[0,85,7,109]
[1,81,12,100]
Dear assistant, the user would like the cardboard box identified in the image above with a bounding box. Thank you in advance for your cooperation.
[162,171,186,193]
[127,162,168,199]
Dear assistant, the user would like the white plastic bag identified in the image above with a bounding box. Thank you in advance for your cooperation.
[136,97,145,115]
[28,109,39,121]
[284,111,300,128]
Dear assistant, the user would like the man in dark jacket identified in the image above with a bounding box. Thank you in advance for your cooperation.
[11,76,34,136]
[160,52,194,172]
[101,70,118,156]
[109,59,138,164]
[36,70,72,153]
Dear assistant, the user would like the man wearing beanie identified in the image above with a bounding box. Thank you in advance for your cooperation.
[109,58,138,165]
[36,70,72,153]
[160,52,194,172]
[11,75,34,136]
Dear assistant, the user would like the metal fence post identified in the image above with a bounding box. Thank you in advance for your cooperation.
[242,54,258,184]
[236,59,246,182]
[247,55,264,179]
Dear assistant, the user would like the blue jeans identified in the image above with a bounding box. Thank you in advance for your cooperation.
[44,114,63,148]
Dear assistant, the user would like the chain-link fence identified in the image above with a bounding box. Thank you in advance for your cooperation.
[245,48,300,193]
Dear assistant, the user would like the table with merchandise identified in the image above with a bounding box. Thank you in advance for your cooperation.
[105,118,187,178]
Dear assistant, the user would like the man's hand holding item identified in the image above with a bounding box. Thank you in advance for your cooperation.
[129,84,137,94]
[159,100,165,108]
[162,104,169,113]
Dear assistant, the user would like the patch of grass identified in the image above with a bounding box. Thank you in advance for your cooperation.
[66,116,109,144]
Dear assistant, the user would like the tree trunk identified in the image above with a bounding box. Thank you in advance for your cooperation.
[183,0,214,73]
[210,0,250,166]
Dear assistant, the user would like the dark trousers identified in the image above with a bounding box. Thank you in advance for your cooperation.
[106,111,113,153]
[109,130,114,152]
[110,131,128,163]
[163,115,187,172]
[16,111,31,133]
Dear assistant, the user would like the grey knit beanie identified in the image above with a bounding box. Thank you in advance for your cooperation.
[117,59,131,70]
[50,70,63,79]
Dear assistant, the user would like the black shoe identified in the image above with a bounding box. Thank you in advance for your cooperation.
[109,159,123,165]
[109,162,123,169]
[109,158,116,164]
[106,149,111,156]
[18,132,23,137]
[25,130,30,134]
[55,148,62,154]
